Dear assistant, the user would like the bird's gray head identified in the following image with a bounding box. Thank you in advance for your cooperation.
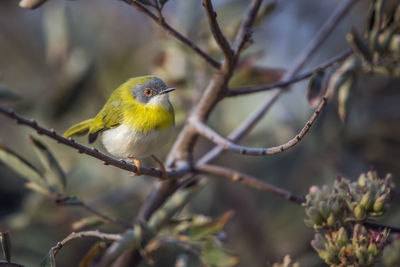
[131,77,175,106]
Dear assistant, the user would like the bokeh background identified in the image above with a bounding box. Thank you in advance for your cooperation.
[0,0,399,266]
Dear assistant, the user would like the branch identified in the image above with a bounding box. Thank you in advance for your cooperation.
[363,221,400,234]
[50,230,121,256]
[202,0,234,63]
[232,0,263,55]
[227,49,353,97]
[0,106,190,179]
[121,0,221,69]
[194,95,328,156]
[56,196,132,229]
[196,163,304,204]
[198,0,359,164]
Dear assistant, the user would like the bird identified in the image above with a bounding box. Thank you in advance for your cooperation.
[63,75,175,177]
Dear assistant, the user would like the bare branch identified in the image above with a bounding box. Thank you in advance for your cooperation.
[194,95,327,156]
[121,0,221,69]
[227,49,353,97]
[196,163,304,204]
[51,230,121,256]
[202,0,234,62]
[0,106,190,179]
[232,0,263,55]
[198,0,359,164]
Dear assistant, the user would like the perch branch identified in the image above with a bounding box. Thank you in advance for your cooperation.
[196,163,304,204]
[121,0,221,69]
[0,106,190,179]
[227,49,353,97]
[194,96,328,156]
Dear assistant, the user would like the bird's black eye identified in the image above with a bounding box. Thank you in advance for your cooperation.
[144,88,152,96]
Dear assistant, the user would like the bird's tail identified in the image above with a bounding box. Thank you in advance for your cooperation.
[63,119,94,138]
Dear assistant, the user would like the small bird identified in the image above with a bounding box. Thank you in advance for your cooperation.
[63,75,175,176]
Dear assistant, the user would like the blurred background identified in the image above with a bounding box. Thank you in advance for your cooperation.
[0,0,399,266]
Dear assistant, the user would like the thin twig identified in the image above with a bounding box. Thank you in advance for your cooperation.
[202,0,233,63]
[363,221,400,233]
[51,230,121,256]
[196,163,304,204]
[198,0,359,164]
[121,0,221,69]
[227,49,353,97]
[194,95,328,156]
[0,106,190,179]
[56,196,132,229]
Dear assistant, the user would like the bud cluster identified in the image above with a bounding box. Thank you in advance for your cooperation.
[303,171,394,231]
[311,224,389,267]
[304,171,395,266]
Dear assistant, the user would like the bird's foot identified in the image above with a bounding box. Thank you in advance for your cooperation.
[129,157,142,176]
[151,155,168,179]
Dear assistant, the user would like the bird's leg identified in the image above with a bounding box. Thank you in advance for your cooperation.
[151,155,168,179]
[129,157,142,176]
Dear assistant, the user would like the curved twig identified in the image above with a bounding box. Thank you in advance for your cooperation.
[194,96,328,156]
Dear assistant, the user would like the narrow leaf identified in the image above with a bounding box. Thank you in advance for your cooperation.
[0,146,47,189]
[0,232,11,262]
[189,211,234,241]
[346,28,372,63]
[202,241,239,267]
[338,76,355,123]
[29,136,66,194]
[307,68,325,108]
[79,241,107,267]
[72,217,104,231]
[39,251,55,267]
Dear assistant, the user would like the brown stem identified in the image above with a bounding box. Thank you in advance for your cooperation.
[121,0,221,69]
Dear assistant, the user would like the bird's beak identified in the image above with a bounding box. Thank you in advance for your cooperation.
[160,87,176,95]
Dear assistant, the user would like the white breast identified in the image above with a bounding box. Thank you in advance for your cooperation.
[101,124,173,159]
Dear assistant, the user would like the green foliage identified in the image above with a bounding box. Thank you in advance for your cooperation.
[0,136,66,197]
[311,224,389,267]
[304,170,395,266]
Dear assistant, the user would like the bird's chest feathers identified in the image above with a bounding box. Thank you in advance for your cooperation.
[123,102,174,133]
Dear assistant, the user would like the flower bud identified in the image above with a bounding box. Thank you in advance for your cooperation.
[373,193,388,212]
[360,192,373,210]
[336,227,349,247]
[354,205,366,220]
[306,207,323,224]
[326,213,335,227]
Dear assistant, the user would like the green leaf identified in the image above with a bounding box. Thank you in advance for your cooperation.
[0,146,47,189]
[346,28,372,63]
[29,136,66,194]
[0,85,19,101]
[338,76,355,123]
[79,242,107,267]
[189,211,234,241]
[0,232,11,262]
[202,241,239,267]
[39,251,56,267]
[72,217,104,231]
[307,68,325,108]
